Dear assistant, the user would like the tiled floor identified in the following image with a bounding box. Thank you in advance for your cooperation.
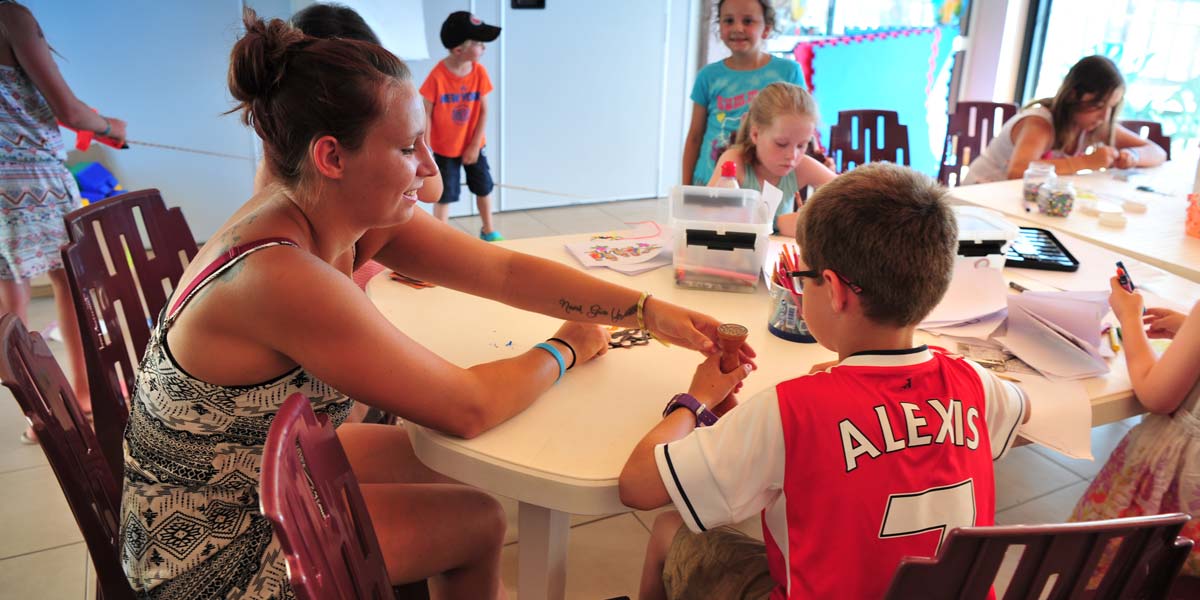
[0,198,1140,599]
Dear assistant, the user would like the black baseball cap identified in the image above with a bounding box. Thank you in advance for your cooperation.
[440,11,501,49]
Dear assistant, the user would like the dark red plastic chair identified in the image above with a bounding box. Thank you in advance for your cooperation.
[61,188,198,480]
[939,101,1018,187]
[827,109,911,172]
[1121,120,1172,160]
[261,393,395,600]
[0,314,134,600]
[883,513,1194,599]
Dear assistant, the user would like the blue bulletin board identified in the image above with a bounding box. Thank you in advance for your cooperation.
[808,26,958,177]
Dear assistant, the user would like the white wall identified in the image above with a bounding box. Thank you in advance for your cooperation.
[29,1,255,241]
[959,0,1029,105]
[29,1,699,237]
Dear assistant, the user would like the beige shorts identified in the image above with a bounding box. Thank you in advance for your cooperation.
[663,525,776,600]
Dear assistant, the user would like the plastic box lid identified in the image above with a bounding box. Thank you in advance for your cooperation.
[669,185,773,232]
[954,205,1019,257]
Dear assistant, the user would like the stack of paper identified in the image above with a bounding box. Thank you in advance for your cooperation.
[920,262,1009,338]
[994,291,1111,381]
[564,223,672,275]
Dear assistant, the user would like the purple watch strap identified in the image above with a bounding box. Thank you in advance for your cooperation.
[664,393,719,427]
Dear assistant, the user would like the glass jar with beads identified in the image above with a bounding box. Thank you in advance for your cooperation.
[1037,179,1076,217]
[1022,162,1057,209]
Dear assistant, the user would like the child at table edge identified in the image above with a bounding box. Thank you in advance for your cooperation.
[618,162,1031,599]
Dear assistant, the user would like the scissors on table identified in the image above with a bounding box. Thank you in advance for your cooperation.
[609,328,651,349]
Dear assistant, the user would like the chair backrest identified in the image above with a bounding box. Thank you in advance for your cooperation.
[884,513,1193,600]
[0,315,134,600]
[827,109,910,172]
[61,188,198,480]
[261,393,393,600]
[1120,119,1172,160]
[939,101,1018,187]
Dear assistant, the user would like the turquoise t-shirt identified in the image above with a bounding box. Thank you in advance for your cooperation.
[690,55,807,185]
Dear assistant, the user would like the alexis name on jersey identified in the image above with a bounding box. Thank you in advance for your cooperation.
[840,398,982,473]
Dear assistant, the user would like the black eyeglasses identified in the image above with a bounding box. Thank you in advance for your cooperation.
[790,269,864,294]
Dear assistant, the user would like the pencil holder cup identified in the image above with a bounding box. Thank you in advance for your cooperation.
[767,285,816,343]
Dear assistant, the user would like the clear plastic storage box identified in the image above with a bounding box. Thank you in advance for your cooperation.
[953,205,1020,268]
[669,185,774,293]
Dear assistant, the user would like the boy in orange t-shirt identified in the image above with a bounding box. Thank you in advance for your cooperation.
[420,11,504,241]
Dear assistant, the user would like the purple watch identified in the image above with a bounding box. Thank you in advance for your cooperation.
[663,393,719,427]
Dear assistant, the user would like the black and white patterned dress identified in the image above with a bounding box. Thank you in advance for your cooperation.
[120,239,353,599]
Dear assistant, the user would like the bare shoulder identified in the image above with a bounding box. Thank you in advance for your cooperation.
[1011,113,1053,139]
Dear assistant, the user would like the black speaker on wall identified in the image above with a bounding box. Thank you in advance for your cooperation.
[512,0,545,8]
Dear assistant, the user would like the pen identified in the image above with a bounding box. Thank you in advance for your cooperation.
[1008,281,1028,293]
[1115,261,1136,292]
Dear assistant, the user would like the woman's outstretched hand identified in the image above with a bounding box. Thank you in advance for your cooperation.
[644,297,757,365]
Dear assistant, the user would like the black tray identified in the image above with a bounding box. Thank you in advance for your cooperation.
[1004,227,1080,272]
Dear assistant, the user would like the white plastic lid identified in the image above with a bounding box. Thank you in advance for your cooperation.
[952,206,1019,244]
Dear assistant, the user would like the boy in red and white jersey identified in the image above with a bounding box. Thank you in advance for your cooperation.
[619,163,1030,599]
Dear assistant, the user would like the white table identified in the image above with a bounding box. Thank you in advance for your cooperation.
[366,232,1198,600]
[950,154,1200,283]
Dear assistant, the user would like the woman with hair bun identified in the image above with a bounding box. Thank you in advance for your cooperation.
[119,10,746,598]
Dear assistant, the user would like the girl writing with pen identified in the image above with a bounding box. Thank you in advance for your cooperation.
[1070,264,1200,586]
[963,56,1166,184]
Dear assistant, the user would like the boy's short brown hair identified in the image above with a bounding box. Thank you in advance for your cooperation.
[795,163,957,327]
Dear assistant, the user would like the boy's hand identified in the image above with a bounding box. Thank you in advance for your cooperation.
[687,354,752,408]
[463,144,481,165]
[1108,275,1145,325]
[1144,307,1185,339]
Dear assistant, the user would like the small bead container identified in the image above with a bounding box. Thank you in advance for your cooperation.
[1037,180,1076,217]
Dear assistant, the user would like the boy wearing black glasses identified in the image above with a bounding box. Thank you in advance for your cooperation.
[619,163,1030,599]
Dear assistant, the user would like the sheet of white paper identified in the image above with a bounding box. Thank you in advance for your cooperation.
[922,263,1008,326]
[921,309,1007,339]
[757,181,785,224]
[1008,291,1108,349]
[564,232,668,268]
[1007,374,1093,460]
[995,304,1109,380]
[607,255,672,275]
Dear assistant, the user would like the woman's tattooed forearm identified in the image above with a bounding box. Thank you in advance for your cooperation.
[558,299,638,324]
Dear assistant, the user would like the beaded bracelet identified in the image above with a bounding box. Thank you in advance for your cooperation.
[533,342,566,383]
[100,117,111,138]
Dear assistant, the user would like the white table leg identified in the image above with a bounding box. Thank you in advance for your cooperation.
[517,502,569,600]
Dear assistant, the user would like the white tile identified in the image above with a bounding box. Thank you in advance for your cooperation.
[527,205,628,236]
[452,211,555,240]
[994,446,1083,511]
[501,513,647,600]
[0,466,84,559]
[597,199,665,224]
[995,480,1091,526]
[0,389,49,474]
[0,542,87,600]
[1028,421,1133,481]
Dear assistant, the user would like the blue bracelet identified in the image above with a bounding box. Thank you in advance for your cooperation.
[533,342,565,383]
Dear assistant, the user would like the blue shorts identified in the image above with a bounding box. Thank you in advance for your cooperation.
[434,149,495,204]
